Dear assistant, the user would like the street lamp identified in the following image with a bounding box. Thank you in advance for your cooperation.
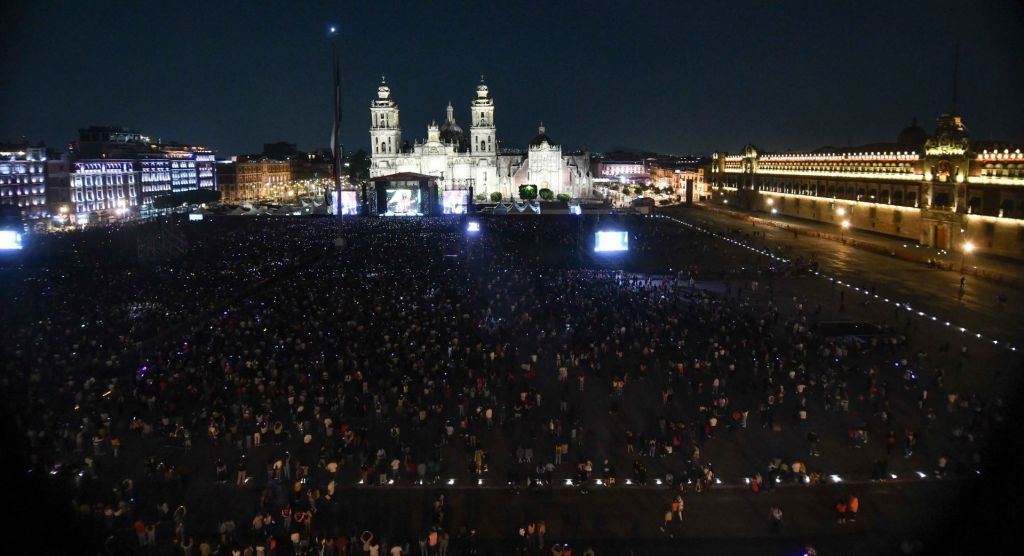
[960,241,975,273]
[841,219,850,241]
[836,206,846,217]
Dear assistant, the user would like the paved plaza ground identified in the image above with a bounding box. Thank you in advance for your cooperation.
[3,210,1022,555]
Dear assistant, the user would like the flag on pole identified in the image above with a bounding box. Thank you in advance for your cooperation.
[330,57,340,168]
[330,44,343,217]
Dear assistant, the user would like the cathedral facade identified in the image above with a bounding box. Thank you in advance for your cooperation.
[369,77,592,199]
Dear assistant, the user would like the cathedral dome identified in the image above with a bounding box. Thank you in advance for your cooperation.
[897,117,926,149]
[439,101,467,151]
[439,122,466,150]
[529,124,557,147]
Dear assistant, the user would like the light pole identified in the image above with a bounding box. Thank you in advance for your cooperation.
[960,240,975,274]
[841,219,850,241]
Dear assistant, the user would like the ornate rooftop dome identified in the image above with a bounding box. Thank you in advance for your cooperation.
[439,101,467,151]
[897,117,927,148]
[529,123,557,148]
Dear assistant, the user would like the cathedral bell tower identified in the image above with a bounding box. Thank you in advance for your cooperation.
[470,76,496,155]
[370,76,402,157]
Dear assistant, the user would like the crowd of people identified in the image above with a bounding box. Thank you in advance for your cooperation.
[1,213,1015,555]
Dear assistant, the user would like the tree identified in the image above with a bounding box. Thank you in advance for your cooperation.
[607,184,620,191]
[347,149,370,184]
[556,193,571,202]
[518,184,537,200]
[152,195,180,210]
[475,193,488,201]
[539,188,554,201]
[489,191,503,202]
[184,189,221,205]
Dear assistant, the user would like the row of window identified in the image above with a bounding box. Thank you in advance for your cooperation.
[761,161,914,168]
[76,200,136,212]
[74,188,135,202]
[73,175,136,186]
[0,196,44,203]
[979,165,1022,177]
[0,163,44,174]
[761,186,1024,221]
[0,175,45,184]
[372,112,396,128]
[0,185,45,193]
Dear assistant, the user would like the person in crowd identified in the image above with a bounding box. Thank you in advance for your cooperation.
[1,214,1010,553]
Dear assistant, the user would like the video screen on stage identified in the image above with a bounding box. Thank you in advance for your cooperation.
[385,188,421,215]
[594,231,629,252]
[331,191,359,215]
[442,190,468,214]
[0,230,24,251]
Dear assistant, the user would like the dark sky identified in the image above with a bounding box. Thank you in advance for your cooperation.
[2,0,1023,157]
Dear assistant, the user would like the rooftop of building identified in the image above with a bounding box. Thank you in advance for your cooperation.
[371,172,439,183]
[0,142,47,159]
[529,124,557,148]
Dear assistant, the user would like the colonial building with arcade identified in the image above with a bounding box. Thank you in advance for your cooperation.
[368,77,593,199]
[708,113,1024,260]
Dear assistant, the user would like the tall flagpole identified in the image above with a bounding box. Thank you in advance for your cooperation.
[330,26,343,226]
[951,42,959,115]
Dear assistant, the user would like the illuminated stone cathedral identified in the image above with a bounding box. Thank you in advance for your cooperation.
[369,77,593,199]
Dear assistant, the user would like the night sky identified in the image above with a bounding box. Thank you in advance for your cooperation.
[2,0,1023,157]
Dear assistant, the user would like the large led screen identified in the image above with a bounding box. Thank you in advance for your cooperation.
[385,188,421,215]
[330,191,359,215]
[0,230,24,251]
[594,231,628,252]
[442,190,468,214]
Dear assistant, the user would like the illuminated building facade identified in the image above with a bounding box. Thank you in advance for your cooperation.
[69,127,217,219]
[650,165,706,199]
[708,114,1024,259]
[45,155,73,219]
[216,158,292,202]
[369,77,593,198]
[70,160,138,216]
[0,144,48,219]
[138,150,217,206]
[259,143,333,185]
[596,159,648,183]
